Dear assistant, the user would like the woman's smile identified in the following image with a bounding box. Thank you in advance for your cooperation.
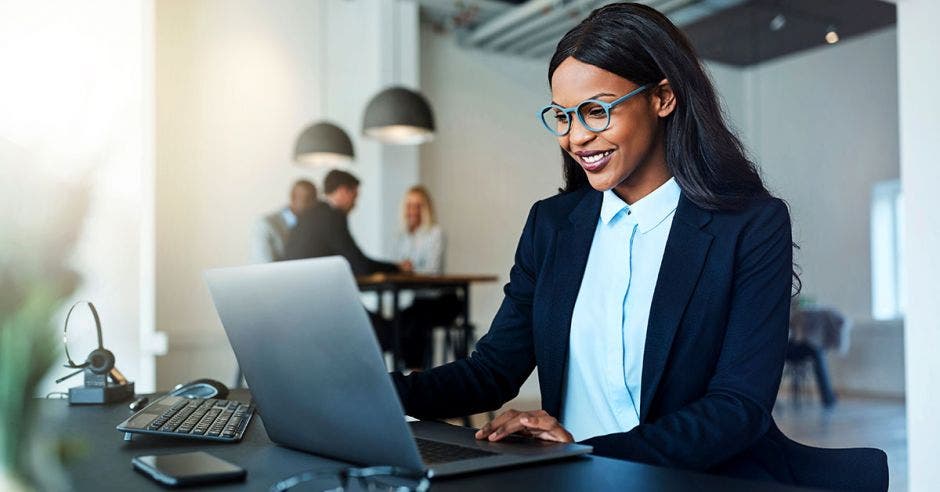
[575,149,615,172]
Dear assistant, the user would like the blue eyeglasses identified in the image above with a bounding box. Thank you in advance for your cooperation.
[538,83,654,136]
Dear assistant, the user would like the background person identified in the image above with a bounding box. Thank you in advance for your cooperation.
[395,186,461,369]
[284,169,407,275]
[395,185,443,274]
[250,179,317,263]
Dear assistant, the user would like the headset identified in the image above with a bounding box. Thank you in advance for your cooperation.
[55,301,126,385]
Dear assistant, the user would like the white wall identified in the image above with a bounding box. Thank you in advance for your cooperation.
[419,27,563,400]
[708,29,900,323]
[0,1,157,392]
[742,28,900,322]
[897,0,940,489]
[420,25,901,401]
[154,0,419,388]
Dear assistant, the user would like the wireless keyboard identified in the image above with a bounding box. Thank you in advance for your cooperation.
[116,394,254,442]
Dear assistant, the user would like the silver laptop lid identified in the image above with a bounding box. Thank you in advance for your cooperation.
[205,257,423,470]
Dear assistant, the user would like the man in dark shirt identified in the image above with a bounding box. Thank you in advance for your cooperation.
[284,170,406,275]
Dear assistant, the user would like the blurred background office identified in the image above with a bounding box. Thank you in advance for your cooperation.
[2,1,938,490]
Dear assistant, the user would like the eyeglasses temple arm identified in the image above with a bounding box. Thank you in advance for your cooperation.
[608,83,654,109]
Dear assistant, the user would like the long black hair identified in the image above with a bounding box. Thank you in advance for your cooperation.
[550,2,766,211]
[550,3,800,294]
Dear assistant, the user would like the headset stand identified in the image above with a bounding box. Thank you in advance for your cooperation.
[67,367,134,405]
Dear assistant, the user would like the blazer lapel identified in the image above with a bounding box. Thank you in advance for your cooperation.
[541,190,601,417]
[640,195,713,421]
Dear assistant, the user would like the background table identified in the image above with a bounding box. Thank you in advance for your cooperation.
[357,274,499,370]
[47,390,810,491]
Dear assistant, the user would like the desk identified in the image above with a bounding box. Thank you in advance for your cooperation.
[357,274,499,371]
[51,390,808,491]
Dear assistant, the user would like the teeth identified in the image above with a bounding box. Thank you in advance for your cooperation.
[582,150,612,164]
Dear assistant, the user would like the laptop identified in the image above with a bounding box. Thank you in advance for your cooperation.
[204,256,591,478]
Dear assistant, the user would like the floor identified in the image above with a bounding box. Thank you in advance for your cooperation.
[773,393,907,492]
[455,393,908,491]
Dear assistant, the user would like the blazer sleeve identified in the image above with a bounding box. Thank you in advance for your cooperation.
[582,199,793,471]
[391,203,541,418]
[327,213,399,275]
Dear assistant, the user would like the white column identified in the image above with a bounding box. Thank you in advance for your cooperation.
[377,0,421,257]
[323,0,420,259]
[898,0,940,490]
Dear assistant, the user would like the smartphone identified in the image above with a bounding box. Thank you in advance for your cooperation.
[132,451,246,487]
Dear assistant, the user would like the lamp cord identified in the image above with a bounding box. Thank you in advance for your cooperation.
[319,0,328,118]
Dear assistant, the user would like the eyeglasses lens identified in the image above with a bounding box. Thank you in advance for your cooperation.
[577,101,610,132]
[540,106,569,136]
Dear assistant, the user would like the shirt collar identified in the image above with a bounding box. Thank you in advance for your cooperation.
[599,177,681,233]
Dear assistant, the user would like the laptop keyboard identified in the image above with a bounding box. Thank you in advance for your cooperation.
[416,437,497,464]
[116,395,254,442]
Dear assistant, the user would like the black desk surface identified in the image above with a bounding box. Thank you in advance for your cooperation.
[48,390,809,491]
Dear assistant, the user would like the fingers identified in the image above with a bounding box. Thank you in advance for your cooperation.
[486,418,530,441]
[518,414,554,431]
[519,415,573,443]
[474,409,573,443]
[521,416,574,443]
[474,409,519,440]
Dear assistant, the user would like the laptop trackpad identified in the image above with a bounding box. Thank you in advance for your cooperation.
[409,420,575,456]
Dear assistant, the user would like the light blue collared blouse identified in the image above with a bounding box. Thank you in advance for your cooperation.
[562,177,681,441]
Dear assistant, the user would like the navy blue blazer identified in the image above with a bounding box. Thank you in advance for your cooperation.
[392,187,794,480]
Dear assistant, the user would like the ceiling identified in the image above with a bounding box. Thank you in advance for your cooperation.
[683,0,897,66]
[418,0,897,66]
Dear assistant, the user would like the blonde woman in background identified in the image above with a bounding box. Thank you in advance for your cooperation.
[396,186,461,369]
[396,186,443,274]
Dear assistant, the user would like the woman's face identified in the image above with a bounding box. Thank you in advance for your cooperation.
[405,192,423,231]
[550,57,674,196]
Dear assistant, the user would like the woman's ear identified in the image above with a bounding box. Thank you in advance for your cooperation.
[654,79,676,118]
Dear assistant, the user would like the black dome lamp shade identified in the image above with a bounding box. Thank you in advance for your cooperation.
[293,121,355,165]
[362,86,435,145]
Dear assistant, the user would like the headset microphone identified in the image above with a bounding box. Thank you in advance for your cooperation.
[56,301,134,404]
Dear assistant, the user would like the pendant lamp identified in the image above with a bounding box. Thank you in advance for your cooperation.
[294,121,354,165]
[362,86,435,145]
[292,0,354,167]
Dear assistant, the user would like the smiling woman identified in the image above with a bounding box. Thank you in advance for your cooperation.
[391,2,814,487]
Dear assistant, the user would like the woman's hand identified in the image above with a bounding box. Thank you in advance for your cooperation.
[474,409,574,443]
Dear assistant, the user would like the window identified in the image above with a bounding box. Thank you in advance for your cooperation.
[871,179,904,320]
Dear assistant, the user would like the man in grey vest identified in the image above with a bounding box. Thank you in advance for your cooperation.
[250,179,317,262]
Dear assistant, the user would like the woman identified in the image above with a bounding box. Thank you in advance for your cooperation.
[392,3,796,482]
[395,186,444,275]
[395,186,461,369]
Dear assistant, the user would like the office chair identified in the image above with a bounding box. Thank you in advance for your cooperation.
[770,425,889,492]
[785,340,837,408]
